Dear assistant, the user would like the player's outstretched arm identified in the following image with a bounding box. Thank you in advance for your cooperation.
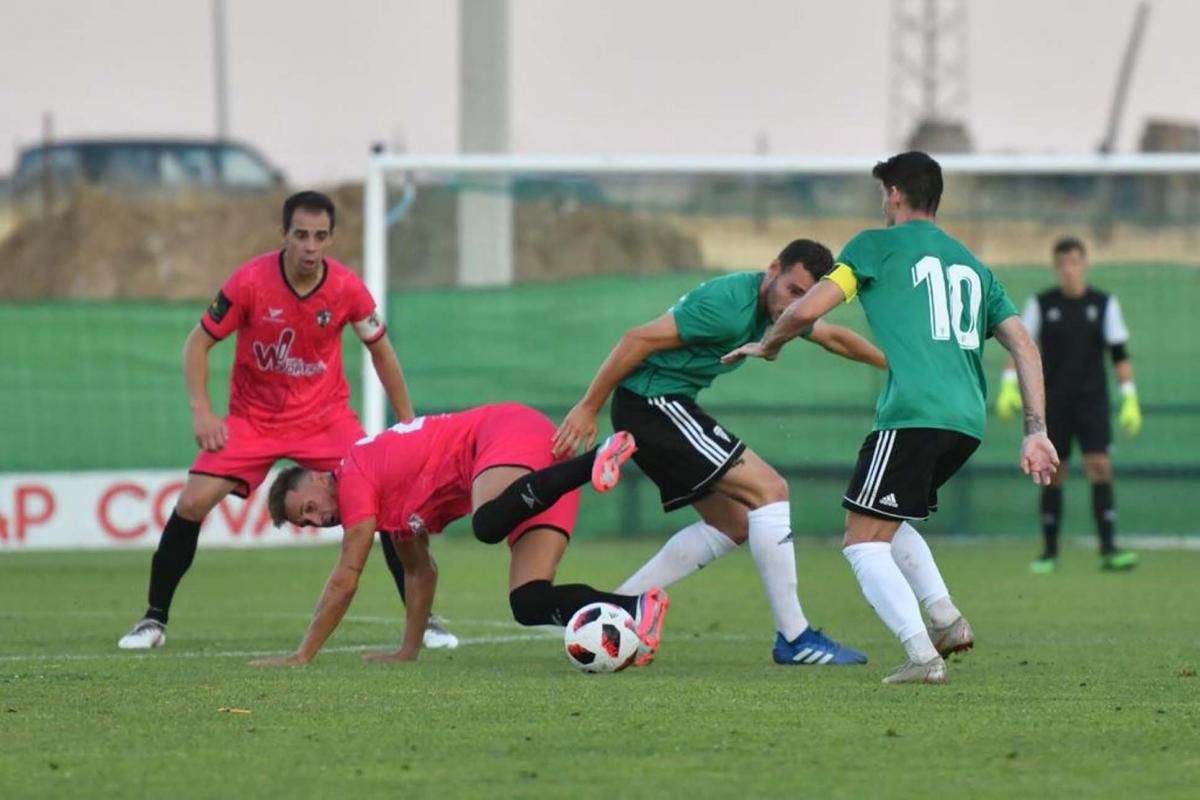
[184,324,228,452]
[722,279,846,365]
[250,518,376,667]
[993,317,1059,485]
[803,321,887,369]
[364,535,436,663]
[366,335,416,422]
[553,312,684,457]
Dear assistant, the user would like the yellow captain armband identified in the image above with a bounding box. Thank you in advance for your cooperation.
[824,263,859,302]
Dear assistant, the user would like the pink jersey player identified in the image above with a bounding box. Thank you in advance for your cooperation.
[337,404,579,546]
[253,404,669,667]
[201,250,385,437]
[192,250,385,494]
[118,191,434,653]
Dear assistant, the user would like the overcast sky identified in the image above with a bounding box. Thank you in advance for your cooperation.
[3,0,1196,185]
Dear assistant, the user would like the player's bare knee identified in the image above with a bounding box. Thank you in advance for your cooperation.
[843,511,896,545]
[756,471,790,506]
[174,491,218,522]
[1050,465,1069,488]
[1084,455,1112,483]
[723,520,749,544]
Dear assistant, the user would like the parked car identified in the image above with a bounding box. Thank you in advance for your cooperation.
[12,138,286,206]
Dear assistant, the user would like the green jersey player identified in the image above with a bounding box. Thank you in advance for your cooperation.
[725,152,1059,684]
[551,239,886,666]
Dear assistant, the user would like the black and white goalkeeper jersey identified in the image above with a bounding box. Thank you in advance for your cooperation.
[1023,288,1129,405]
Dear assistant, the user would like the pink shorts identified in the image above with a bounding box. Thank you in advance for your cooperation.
[190,413,365,497]
[473,403,580,546]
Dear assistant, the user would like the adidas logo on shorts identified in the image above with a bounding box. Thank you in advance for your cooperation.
[878,493,899,508]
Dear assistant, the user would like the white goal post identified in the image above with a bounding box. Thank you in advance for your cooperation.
[361,151,1200,433]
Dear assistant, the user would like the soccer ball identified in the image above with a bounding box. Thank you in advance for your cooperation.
[563,602,640,673]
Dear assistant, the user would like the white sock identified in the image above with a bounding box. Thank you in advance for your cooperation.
[844,541,937,662]
[890,522,960,627]
[615,521,738,595]
[747,501,808,641]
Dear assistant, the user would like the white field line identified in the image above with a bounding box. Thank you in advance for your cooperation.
[0,614,544,633]
[0,610,529,627]
[0,632,562,664]
[0,612,763,663]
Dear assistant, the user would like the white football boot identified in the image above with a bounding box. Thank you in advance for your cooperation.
[882,655,947,685]
[928,615,975,658]
[423,615,459,649]
[118,619,166,650]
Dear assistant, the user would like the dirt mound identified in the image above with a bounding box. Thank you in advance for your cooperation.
[0,186,365,301]
[0,185,702,301]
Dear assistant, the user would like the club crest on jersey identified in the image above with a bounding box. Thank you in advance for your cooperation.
[316,309,333,327]
[1046,307,1062,322]
[1086,305,1098,322]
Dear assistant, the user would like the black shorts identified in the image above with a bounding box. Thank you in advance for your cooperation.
[611,386,746,512]
[842,428,980,522]
[1047,395,1111,460]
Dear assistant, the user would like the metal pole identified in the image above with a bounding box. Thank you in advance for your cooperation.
[213,0,230,139]
[40,110,53,218]
[922,0,938,120]
[362,145,388,435]
[1099,1,1152,154]
[457,0,513,286]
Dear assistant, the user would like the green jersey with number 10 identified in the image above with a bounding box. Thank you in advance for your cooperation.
[836,220,1017,440]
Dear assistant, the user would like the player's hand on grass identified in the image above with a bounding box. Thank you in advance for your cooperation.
[363,645,420,663]
[1020,432,1059,486]
[249,652,310,667]
[995,370,1023,421]
[553,403,599,458]
[720,342,778,365]
[1119,386,1143,437]
[193,408,229,452]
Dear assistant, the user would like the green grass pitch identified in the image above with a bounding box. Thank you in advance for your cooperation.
[2,537,1197,798]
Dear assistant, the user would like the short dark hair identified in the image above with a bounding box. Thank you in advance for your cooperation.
[1052,236,1087,258]
[871,151,943,214]
[282,190,336,233]
[267,465,310,527]
[777,239,834,279]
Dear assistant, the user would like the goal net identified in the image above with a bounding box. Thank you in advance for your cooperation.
[358,153,1200,537]
[2,154,1198,541]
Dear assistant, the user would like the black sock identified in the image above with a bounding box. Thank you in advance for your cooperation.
[1092,482,1117,555]
[378,532,407,604]
[1040,486,1063,558]
[472,449,596,544]
[508,579,639,627]
[144,512,202,625]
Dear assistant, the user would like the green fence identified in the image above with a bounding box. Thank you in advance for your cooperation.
[1,265,1196,536]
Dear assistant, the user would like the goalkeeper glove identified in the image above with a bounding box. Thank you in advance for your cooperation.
[1119,381,1142,437]
[995,369,1023,422]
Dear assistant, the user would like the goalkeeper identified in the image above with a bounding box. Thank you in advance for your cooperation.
[995,237,1140,572]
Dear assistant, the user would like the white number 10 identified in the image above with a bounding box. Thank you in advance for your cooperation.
[912,256,982,350]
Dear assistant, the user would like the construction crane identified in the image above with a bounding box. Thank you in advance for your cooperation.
[1098,1,1152,154]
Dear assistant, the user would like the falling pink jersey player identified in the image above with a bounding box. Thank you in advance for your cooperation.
[253,403,670,668]
[336,403,581,546]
